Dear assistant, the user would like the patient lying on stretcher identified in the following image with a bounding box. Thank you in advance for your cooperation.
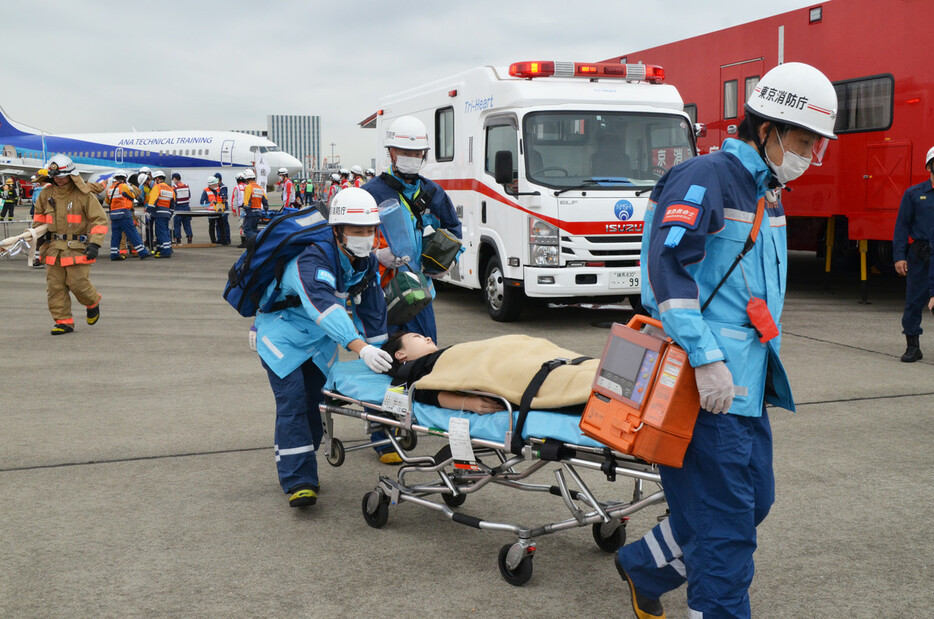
[382,332,506,413]
[381,331,599,415]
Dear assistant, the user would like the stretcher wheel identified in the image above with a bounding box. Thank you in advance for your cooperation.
[497,544,533,586]
[441,491,467,508]
[362,490,389,529]
[326,438,345,467]
[591,520,627,552]
[395,429,418,451]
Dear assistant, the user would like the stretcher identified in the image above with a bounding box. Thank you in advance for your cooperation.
[320,359,667,586]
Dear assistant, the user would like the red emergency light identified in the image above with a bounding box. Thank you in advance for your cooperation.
[509,61,665,83]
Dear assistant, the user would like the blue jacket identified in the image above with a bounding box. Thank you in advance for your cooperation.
[640,139,794,417]
[254,237,388,379]
[893,179,934,262]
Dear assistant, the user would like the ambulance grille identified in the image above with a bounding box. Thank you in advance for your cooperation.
[560,234,642,266]
[554,62,575,77]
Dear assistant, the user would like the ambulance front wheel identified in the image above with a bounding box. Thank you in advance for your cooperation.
[484,255,523,322]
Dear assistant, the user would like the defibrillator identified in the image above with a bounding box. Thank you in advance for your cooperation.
[579,315,699,468]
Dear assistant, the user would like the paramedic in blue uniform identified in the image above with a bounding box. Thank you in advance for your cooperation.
[254,187,393,507]
[892,146,934,363]
[362,115,462,342]
[614,63,838,619]
[171,172,193,244]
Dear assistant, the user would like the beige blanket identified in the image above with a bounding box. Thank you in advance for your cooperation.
[414,335,598,408]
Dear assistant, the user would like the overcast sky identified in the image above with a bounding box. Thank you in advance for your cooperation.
[0,0,818,168]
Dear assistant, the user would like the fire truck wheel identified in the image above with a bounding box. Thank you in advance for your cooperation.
[484,255,523,322]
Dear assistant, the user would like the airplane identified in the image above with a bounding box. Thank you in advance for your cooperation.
[0,104,303,188]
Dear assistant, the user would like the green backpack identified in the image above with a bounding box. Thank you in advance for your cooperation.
[385,268,432,325]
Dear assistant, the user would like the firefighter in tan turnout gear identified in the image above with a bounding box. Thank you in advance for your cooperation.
[32,154,109,335]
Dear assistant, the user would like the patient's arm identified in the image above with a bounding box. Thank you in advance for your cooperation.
[437,391,506,413]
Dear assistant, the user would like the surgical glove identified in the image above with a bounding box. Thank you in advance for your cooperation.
[695,360,734,414]
[376,246,407,269]
[360,344,393,373]
[84,243,100,260]
[426,269,449,280]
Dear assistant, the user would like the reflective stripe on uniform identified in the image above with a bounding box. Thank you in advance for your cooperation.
[658,298,701,313]
[723,208,755,223]
[67,214,82,224]
[90,225,108,235]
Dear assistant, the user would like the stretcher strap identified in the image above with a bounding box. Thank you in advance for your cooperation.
[510,356,590,455]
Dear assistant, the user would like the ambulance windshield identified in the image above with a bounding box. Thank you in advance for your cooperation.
[522,112,695,190]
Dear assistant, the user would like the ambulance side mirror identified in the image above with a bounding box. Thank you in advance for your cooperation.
[694,123,707,138]
[494,150,514,189]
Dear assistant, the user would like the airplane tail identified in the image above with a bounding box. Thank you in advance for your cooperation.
[0,104,35,137]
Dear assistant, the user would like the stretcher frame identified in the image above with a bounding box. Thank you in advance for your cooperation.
[319,386,667,586]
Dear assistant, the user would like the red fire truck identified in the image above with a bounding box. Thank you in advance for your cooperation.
[609,0,934,280]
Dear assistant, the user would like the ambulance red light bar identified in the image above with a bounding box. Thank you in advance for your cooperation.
[509,61,665,83]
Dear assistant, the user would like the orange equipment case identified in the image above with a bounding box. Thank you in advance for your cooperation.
[579,315,700,468]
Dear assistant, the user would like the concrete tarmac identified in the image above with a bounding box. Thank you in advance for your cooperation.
[1,219,932,617]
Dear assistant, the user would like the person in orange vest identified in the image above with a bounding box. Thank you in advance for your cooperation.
[147,170,175,257]
[104,171,151,260]
[32,154,109,335]
[171,172,193,244]
[241,168,267,241]
[350,165,365,188]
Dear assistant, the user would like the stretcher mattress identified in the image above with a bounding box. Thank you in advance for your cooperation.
[325,360,602,448]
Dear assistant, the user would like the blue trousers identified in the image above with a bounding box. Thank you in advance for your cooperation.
[109,214,149,258]
[243,213,260,241]
[173,207,193,239]
[617,409,774,618]
[902,250,930,336]
[154,215,172,255]
[261,357,325,493]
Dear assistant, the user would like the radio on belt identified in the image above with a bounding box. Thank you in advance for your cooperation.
[579,315,700,468]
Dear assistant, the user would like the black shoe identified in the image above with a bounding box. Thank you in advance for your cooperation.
[288,484,318,507]
[901,335,922,363]
[86,303,100,325]
[51,323,74,335]
[139,252,151,260]
[186,236,192,244]
[153,252,172,259]
[615,553,665,619]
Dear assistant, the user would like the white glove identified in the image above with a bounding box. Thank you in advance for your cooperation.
[360,344,393,373]
[376,246,408,268]
[426,268,449,280]
[695,360,734,414]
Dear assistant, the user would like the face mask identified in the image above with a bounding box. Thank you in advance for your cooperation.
[343,234,375,258]
[395,155,424,175]
[766,131,811,186]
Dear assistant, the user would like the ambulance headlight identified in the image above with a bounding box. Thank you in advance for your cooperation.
[529,217,559,266]
[531,244,559,266]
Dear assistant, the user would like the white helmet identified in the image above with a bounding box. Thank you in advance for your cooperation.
[745,62,838,141]
[365,167,375,176]
[351,165,364,176]
[207,175,219,185]
[925,146,934,169]
[277,167,289,175]
[46,154,76,177]
[235,172,245,181]
[330,173,340,182]
[138,166,151,174]
[112,171,128,180]
[385,116,430,151]
[339,168,350,176]
[328,187,380,226]
[152,170,166,180]
[243,169,256,180]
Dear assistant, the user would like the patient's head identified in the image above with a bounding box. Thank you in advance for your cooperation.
[382,331,438,374]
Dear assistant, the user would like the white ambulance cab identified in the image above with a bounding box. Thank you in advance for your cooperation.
[371,59,697,321]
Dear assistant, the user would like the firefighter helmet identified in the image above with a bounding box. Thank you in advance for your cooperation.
[328,187,380,226]
[46,154,76,177]
[385,116,430,151]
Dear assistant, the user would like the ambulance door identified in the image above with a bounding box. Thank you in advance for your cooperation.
[221,140,234,166]
[718,58,763,144]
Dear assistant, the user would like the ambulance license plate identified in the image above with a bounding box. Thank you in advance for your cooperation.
[609,269,640,289]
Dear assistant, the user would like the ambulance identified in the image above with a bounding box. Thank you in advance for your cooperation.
[366,59,698,321]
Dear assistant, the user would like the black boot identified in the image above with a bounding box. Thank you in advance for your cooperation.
[187,235,192,244]
[901,335,922,363]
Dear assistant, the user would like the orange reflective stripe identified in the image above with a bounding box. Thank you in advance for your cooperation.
[90,225,108,235]
[60,256,75,266]
[45,256,57,265]
[56,318,75,325]
[33,213,45,223]
[67,214,82,224]
[74,255,92,265]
